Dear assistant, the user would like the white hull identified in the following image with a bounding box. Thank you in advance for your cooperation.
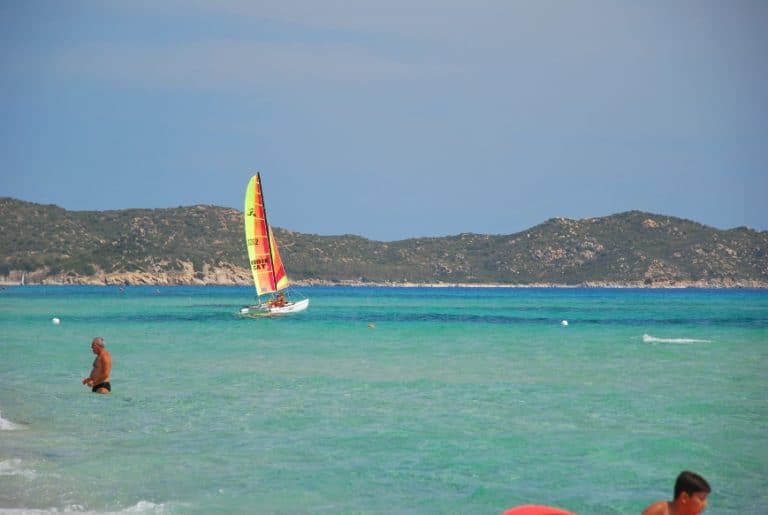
[240,298,309,317]
[267,298,310,314]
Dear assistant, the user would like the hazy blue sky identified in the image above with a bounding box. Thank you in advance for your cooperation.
[1,1,765,241]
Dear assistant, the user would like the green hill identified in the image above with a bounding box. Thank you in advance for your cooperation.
[1,198,766,287]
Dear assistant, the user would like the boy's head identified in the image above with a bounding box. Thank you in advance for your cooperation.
[674,471,711,514]
[674,470,711,498]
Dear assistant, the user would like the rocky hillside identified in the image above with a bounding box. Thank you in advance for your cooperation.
[1,198,766,287]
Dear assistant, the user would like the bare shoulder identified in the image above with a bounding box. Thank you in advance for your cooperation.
[641,500,670,515]
[98,350,113,368]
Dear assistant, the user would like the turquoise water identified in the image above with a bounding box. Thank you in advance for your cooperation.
[1,286,766,514]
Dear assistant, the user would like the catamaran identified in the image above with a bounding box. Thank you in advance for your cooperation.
[240,173,309,316]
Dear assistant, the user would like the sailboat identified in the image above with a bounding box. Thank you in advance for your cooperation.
[240,173,309,316]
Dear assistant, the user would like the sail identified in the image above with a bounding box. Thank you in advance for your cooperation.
[244,174,289,296]
[268,226,289,291]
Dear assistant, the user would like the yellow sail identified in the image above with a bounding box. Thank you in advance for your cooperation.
[244,174,288,296]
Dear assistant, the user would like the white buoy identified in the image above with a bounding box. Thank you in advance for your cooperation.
[239,307,250,315]
[561,320,568,326]
[52,317,61,325]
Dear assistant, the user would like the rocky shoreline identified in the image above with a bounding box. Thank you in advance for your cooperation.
[2,267,766,289]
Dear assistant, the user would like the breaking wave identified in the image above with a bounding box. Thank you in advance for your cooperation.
[0,410,23,430]
[0,500,171,514]
[0,459,36,479]
[643,334,711,344]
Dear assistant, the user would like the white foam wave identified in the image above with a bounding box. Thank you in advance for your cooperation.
[0,500,168,514]
[0,411,23,430]
[643,334,711,344]
[0,459,36,479]
[124,501,167,513]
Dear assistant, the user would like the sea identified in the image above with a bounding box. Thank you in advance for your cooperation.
[1,286,766,514]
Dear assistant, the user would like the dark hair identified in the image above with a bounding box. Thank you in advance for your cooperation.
[674,471,711,499]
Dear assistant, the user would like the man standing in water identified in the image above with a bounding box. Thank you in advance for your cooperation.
[643,470,711,515]
[82,337,112,394]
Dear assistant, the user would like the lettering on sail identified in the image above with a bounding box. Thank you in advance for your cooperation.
[247,238,260,246]
[251,258,271,270]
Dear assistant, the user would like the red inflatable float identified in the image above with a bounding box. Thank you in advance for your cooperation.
[502,505,574,515]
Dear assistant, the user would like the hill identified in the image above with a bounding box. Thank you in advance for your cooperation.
[1,198,766,287]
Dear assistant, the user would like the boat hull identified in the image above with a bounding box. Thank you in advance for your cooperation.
[239,298,310,317]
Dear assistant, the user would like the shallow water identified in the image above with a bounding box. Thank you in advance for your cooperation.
[1,286,766,514]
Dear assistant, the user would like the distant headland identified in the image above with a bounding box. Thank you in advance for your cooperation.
[1,198,766,288]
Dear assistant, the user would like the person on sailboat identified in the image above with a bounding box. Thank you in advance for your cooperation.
[270,292,286,307]
[82,337,112,394]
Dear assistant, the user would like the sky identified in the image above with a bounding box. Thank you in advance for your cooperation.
[1,1,766,241]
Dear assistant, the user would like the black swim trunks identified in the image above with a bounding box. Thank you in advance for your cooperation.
[92,382,111,392]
